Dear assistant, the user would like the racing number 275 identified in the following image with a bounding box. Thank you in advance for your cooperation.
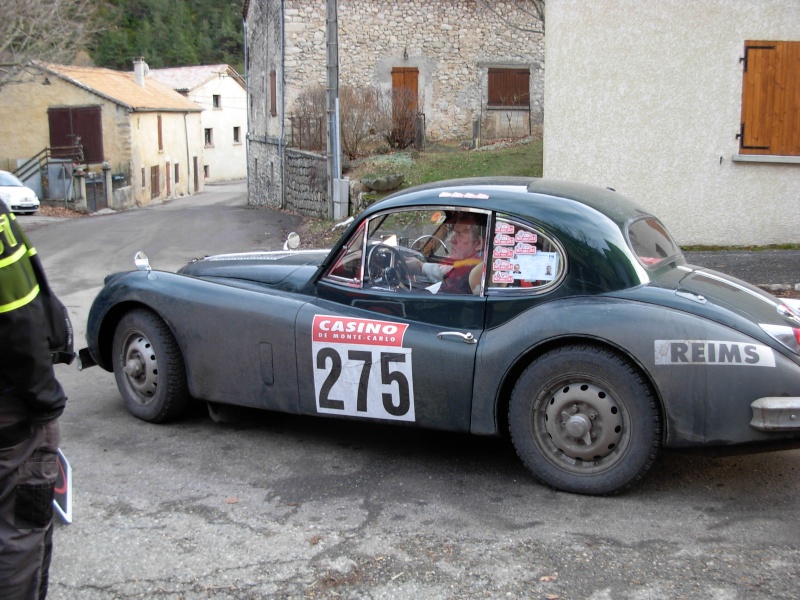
[316,348,411,417]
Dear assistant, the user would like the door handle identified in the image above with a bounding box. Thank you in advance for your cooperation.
[436,331,477,344]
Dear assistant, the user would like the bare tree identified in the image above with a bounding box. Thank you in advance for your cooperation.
[477,0,545,34]
[0,0,97,87]
[338,86,379,159]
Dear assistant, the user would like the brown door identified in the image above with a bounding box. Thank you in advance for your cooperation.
[391,67,418,148]
[193,156,199,192]
[150,165,160,199]
[165,161,171,196]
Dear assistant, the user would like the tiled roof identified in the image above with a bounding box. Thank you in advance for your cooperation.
[149,64,245,92]
[39,63,202,112]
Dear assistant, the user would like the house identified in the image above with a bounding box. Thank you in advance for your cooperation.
[543,0,800,246]
[0,59,204,211]
[243,0,545,212]
[150,64,247,183]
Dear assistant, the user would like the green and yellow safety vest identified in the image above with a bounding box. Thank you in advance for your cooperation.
[0,210,40,314]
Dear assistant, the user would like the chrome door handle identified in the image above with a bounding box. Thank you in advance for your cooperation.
[436,331,477,344]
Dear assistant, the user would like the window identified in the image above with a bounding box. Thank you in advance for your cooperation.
[325,208,489,295]
[270,70,277,116]
[174,163,180,183]
[739,40,800,156]
[627,217,681,269]
[141,167,146,189]
[150,165,160,198]
[212,94,221,108]
[157,115,163,151]
[488,68,530,108]
[487,217,564,292]
[233,126,241,144]
[204,128,213,147]
[204,165,210,179]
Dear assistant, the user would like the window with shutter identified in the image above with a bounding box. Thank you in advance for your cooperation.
[270,70,277,117]
[488,68,530,108]
[739,40,800,156]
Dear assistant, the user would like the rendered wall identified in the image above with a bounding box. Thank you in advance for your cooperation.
[543,0,800,246]
[189,76,247,182]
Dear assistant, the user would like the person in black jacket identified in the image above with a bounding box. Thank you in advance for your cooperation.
[0,202,71,599]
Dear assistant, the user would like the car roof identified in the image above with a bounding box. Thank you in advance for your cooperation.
[365,177,651,230]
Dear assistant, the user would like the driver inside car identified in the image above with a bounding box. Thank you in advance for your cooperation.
[406,212,486,295]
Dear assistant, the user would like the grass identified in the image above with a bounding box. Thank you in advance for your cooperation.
[299,137,544,246]
[682,244,800,251]
[347,137,543,193]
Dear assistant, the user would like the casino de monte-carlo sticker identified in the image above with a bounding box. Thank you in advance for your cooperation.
[312,315,416,421]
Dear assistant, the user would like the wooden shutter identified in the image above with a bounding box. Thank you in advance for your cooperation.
[47,106,104,162]
[270,70,277,117]
[740,41,800,156]
[488,68,530,107]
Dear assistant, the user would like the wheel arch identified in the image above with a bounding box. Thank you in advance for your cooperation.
[95,301,179,371]
[492,334,666,442]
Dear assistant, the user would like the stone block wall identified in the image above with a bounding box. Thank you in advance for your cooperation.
[284,148,328,218]
[282,0,544,140]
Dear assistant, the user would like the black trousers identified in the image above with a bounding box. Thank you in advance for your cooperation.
[0,420,59,600]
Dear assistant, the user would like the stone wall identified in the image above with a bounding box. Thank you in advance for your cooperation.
[284,148,328,218]
[282,0,545,141]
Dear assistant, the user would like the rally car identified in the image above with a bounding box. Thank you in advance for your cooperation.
[80,177,800,495]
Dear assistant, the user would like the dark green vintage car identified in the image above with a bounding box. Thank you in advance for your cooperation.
[80,177,800,495]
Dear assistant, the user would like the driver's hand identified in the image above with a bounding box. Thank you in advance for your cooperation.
[406,257,423,274]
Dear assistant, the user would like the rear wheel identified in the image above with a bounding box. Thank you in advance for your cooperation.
[112,309,189,423]
[509,345,660,495]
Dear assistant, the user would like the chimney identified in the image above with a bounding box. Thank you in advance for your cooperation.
[133,57,149,87]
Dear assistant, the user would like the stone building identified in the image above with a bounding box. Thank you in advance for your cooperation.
[243,0,544,214]
[0,59,204,210]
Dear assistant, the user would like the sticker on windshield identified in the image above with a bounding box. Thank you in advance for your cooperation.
[654,340,775,367]
[312,315,416,421]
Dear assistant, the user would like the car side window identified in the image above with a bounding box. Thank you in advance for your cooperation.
[325,223,365,286]
[487,216,564,292]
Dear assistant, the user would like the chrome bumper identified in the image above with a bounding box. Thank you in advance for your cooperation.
[750,397,800,431]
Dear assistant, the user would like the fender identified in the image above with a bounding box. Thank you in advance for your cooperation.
[472,296,800,447]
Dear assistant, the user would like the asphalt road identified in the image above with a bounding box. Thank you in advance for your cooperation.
[19,182,800,599]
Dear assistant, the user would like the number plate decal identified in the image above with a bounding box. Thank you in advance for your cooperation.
[312,315,415,421]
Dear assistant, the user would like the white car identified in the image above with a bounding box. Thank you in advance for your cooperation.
[0,170,40,214]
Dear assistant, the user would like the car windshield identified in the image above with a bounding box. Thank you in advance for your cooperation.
[627,216,682,269]
[0,172,23,187]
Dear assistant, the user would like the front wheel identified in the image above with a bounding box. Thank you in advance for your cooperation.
[112,309,189,423]
[509,345,661,495]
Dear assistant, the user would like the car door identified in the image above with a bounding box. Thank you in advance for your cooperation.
[294,207,490,432]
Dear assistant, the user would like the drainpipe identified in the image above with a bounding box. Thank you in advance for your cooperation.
[184,112,191,195]
[279,0,285,209]
[243,16,249,193]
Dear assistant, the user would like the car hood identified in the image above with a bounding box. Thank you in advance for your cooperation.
[0,185,38,202]
[177,249,330,290]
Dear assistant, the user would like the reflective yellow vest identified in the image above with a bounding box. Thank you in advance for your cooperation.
[0,210,40,314]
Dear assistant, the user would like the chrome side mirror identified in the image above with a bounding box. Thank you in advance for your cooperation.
[284,232,300,250]
[134,251,151,272]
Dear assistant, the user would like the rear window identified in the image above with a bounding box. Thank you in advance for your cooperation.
[627,217,681,269]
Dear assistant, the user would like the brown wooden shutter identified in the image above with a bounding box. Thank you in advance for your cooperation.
[270,70,277,116]
[47,106,104,162]
[740,41,800,156]
[488,68,530,107]
[157,115,163,151]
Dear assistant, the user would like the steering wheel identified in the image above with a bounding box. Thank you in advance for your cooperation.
[366,244,412,291]
[411,234,449,257]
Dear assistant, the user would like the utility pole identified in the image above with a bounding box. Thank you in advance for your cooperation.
[326,0,347,219]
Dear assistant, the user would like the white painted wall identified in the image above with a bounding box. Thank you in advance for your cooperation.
[188,76,247,182]
[543,0,800,245]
